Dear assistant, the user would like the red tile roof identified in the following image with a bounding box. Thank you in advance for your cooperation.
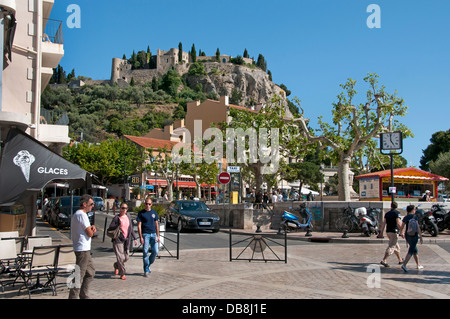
[124,135,178,150]
[356,167,448,181]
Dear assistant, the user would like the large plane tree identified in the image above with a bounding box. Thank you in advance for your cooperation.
[288,73,412,201]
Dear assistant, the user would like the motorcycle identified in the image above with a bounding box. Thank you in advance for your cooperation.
[430,204,450,232]
[280,203,313,236]
[355,207,380,237]
[416,206,439,237]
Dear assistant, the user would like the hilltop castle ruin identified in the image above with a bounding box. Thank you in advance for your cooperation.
[110,48,254,85]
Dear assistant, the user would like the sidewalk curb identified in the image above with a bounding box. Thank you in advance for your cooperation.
[220,228,450,244]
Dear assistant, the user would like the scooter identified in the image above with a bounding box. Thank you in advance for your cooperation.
[416,205,439,237]
[280,203,313,236]
[356,207,380,237]
[430,204,450,232]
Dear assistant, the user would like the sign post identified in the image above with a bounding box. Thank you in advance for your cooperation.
[218,172,231,218]
[218,172,231,185]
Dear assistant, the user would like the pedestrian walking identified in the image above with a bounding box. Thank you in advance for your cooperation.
[69,194,96,299]
[107,202,137,280]
[136,198,160,277]
[255,191,262,209]
[378,201,403,267]
[271,191,277,204]
[262,192,269,209]
[399,204,423,272]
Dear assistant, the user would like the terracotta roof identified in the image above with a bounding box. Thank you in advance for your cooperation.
[124,135,204,154]
[201,98,259,113]
[124,135,178,150]
[356,167,449,181]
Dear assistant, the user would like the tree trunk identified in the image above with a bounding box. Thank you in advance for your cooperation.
[253,164,263,193]
[338,155,352,201]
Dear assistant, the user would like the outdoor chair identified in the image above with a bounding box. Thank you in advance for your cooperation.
[23,236,52,254]
[54,245,76,290]
[0,239,24,292]
[17,245,58,298]
[0,231,19,239]
[1,236,26,255]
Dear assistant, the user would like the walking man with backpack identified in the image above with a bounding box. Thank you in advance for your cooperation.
[399,205,423,272]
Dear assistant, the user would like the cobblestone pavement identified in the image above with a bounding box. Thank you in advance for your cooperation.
[2,231,449,300]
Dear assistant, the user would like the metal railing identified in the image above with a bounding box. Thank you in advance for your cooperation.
[43,18,64,44]
[40,108,69,125]
[229,230,287,263]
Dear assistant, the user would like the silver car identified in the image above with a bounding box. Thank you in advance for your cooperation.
[165,200,220,232]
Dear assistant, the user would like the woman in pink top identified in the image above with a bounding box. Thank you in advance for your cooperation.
[107,202,137,280]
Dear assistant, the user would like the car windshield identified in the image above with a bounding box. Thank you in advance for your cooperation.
[60,197,80,206]
[179,202,208,211]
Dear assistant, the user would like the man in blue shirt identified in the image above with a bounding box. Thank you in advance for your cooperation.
[136,198,160,277]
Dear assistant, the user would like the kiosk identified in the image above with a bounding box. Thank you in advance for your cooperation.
[356,167,448,201]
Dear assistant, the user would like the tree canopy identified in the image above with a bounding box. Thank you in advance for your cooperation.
[419,129,450,171]
[286,73,412,200]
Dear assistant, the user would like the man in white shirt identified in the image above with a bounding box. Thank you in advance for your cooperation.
[277,192,283,202]
[69,194,97,299]
[271,192,278,204]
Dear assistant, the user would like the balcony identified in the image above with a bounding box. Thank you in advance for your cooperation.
[41,18,64,69]
[42,0,54,21]
[38,108,70,146]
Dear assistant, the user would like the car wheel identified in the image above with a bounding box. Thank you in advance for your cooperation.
[164,215,172,228]
[177,219,183,233]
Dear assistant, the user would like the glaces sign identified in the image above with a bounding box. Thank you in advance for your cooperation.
[14,150,70,183]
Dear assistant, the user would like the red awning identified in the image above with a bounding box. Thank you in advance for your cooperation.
[146,179,168,186]
[146,180,218,189]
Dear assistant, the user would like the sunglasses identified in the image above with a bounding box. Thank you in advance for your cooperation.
[145,203,152,205]
[120,207,128,210]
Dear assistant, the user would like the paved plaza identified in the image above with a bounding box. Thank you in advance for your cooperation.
[2,228,449,301]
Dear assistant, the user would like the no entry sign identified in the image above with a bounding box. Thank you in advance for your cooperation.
[218,172,231,184]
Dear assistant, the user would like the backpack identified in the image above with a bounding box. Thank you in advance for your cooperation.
[407,217,419,236]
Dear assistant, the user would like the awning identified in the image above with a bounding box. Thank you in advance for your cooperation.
[300,187,319,195]
[0,128,90,205]
[147,179,217,188]
[147,179,168,187]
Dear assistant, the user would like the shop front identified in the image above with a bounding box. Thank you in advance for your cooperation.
[145,177,216,200]
[356,167,448,201]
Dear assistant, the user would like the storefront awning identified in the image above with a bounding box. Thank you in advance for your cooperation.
[0,128,90,205]
[147,179,217,189]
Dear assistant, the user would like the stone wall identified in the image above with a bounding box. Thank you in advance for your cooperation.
[208,201,447,232]
[123,200,448,233]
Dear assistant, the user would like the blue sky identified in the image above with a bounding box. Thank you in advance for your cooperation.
[50,0,450,169]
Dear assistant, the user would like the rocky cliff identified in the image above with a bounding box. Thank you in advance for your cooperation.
[114,60,286,107]
[183,62,285,106]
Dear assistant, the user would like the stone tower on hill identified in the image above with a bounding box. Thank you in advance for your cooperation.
[110,48,254,85]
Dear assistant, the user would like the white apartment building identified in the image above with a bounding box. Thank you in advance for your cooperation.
[0,0,69,153]
[0,0,70,235]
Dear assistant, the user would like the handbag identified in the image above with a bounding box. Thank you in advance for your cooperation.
[107,226,121,239]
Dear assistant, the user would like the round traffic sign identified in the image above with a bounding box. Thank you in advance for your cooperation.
[218,172,231,184]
